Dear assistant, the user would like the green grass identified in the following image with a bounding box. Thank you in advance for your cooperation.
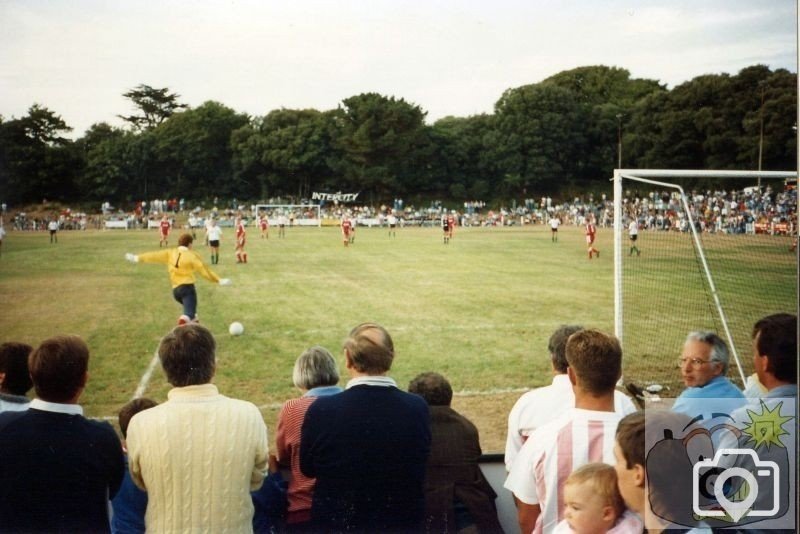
[1,224,794,451]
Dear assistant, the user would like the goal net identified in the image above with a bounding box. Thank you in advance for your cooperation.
[613,169,797,394]
[252,204,322,227]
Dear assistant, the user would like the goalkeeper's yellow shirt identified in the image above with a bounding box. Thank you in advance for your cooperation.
[138,246,220,288]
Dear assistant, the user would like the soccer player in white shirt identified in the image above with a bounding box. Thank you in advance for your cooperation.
[505,330,626,534]
[628,219,640,256]
[548,216,560,242]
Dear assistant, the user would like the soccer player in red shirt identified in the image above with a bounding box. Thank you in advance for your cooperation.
[585,215,599,259]
[447,212,456,241]
[341,218,353,247]
[235,216,248,263]
[159,215,171,248]
[259,215,269,239]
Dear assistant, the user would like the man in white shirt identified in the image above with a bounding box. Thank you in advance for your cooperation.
[505,325,636,471]
[505,330,627,534]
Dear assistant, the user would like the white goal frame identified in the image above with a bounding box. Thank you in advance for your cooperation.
[252,204,322,227]
[613,169,797,385]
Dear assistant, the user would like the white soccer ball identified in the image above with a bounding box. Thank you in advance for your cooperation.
[228,321,244,336]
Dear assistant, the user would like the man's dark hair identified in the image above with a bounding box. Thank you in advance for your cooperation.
[159,324,216,387]
[0,342,34,396]
[408,372,453,406]
[28,335,89,403]
[548,324,584,373]
[565,329,622,395]
[616,411,645,469]
[343,323,394,374]
[753,313,797,383]
[178,233,193,247]
[118,398,158,439]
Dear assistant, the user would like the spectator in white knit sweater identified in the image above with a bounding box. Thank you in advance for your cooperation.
[127,324,269,533]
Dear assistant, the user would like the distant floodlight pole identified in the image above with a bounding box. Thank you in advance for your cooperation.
[757,83,765,191]
[616,114,623,169]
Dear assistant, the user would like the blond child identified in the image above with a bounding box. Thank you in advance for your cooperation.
[554,462,643,534]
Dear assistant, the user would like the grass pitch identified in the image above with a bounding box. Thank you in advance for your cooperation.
[1,224,793,451]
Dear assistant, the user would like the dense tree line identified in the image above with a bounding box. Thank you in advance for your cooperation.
[0,65,795,207]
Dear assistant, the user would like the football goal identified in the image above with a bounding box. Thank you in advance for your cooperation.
[252,204,322,227]
[613,169,797,393]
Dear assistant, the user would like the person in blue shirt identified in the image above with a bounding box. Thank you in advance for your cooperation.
[671,331,744,414]
[111,398,158,534]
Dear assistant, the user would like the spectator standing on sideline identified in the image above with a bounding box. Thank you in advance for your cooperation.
[274,346,342,531]
[0,342,33,412]
[125,233,231,325]
[671,331,744,414]
[505,325,636,471]
[505,329,627,534]
[408,372,503,534]
[111,398,158,534]
[0,335,125,533]
[127,324,268,533]
[300,323,431,532]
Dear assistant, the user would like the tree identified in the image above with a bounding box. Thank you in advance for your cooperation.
[118,84,188,131]
[333,93,432,200]
[493,84,588,196]
[0,105,77,204]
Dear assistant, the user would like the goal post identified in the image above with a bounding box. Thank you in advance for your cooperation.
[252,204,322,227]
[613,169,797,391]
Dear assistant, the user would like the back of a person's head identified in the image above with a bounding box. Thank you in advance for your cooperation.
[118,398,158,439]
[344,322,394,374]
[159,324,216,387]
[0,342,34,396]
[548,324,583,373]
[565,462,626,519]
[293,346,340,390]
[615,411,645,469]
[28,335,89,403]
[565,329,622,395]
[408,371,453,406]
[753,313,797,383]
[178,233,193,247]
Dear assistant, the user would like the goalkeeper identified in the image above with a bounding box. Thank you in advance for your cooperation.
[125,233,231,325]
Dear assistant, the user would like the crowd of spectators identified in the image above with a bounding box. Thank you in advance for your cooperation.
[3,182,796,238]
[0,311,795,533]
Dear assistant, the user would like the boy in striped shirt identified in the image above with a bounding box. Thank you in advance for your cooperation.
[505,329,626,534]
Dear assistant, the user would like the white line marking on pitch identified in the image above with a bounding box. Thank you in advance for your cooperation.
[132,351,160,400]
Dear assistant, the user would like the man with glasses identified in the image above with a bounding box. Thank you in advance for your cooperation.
[671,331,744,414]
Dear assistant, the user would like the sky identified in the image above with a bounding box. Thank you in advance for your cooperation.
[0,0,796,138]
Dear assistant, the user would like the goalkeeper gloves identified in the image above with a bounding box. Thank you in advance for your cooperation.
[219,278,232,286]
[125,253,139,263]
